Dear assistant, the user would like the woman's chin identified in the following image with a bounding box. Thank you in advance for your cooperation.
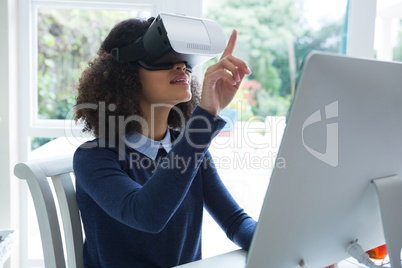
[175,93,192,105]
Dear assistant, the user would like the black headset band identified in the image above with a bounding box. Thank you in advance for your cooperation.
[111,37,146,63]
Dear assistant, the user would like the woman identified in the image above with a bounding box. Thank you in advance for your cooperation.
[73,17,256,267]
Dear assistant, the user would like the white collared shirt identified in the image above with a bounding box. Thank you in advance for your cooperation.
[124,129,173,160]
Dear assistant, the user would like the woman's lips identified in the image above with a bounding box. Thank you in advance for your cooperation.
[170,74,189,85]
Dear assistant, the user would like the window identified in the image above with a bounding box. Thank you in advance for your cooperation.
[202,0,348,258]
[31,7,145,151]
[374,0,402,61]
[36,8,150,121]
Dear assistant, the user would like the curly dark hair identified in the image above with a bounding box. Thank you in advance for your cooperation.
[74,17,200,138]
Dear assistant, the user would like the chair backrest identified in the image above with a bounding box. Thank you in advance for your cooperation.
[14,154,84,268]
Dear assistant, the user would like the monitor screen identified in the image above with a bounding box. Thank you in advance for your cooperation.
[246,52,402,268]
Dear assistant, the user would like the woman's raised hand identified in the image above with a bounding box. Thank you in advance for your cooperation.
[199,29,252,116]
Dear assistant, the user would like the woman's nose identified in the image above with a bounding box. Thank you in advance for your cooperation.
[174,62,187,71]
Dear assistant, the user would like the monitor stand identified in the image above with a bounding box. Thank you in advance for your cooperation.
[372,175,402,268]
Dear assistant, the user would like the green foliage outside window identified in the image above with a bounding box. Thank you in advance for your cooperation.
[393,20,402,61]
[37,9,135,120]
[37,3,355,123]
[205,0,345,119]
[36,5,402,123]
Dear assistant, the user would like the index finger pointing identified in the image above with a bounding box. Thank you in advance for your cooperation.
[220,29,237,59]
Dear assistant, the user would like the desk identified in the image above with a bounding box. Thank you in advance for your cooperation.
[175,250,247,268]
[0,230,16,268]
[174,249,366,268]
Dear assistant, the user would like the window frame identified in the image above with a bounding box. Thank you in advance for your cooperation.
[22,0,159,140]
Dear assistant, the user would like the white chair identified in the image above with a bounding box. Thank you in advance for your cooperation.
[14,154,84,268]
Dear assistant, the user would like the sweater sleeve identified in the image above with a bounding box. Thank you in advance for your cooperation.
[73,105,226,233]
[201,151,257,251]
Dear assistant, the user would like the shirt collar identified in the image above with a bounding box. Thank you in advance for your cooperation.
[125,129,172,160]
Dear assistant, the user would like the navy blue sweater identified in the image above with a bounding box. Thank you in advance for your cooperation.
[73,106,257,267]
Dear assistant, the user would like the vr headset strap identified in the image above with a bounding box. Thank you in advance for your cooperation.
[111,38,146,63]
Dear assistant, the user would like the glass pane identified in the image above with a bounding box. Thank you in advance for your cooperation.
[395,20,402,61]
[37,8,151,120]
[31,137,55,151]
[204,0,348,118]
[374,0,402,61]
[203,0,348,258]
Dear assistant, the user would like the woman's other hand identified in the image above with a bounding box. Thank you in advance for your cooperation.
[199,29,252,116]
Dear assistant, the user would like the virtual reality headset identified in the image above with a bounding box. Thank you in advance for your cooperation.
[111,12,226,72]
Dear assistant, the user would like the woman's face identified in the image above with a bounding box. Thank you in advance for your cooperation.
[138,62,192,107]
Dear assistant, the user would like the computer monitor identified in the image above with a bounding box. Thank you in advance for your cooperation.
[246,52,402,268]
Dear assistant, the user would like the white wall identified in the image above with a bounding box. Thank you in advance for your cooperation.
[0,0,20,267]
